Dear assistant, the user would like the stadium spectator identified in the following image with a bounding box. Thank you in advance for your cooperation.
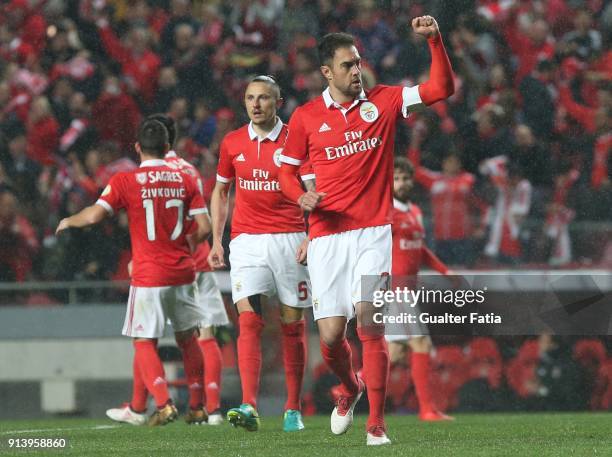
[408,125,478,266]
[0,187,39,282]
[26,96,59,166]
[480,155,532,264]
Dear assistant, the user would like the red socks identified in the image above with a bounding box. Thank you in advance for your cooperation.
[130,352,148,413]
[133,340,170,409]
[281,320,307,411]
[357,328,389,429]
[320,338,359,396]
[198,337,223,413]
[411,352,434,413]
[237,311,264,408]
[177,335,204,410]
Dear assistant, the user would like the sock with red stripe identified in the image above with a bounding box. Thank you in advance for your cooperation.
[133,339,170,409]
[177,335,204,410]
[319,338,359,396]
[198,337,223,413]
[357,328,389,429]
[237,311,264,408]
[412,352,434,414]
[130,353,148,413]
[281,320,306,411]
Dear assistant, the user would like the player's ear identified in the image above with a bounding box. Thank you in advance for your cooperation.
[164,143,170,154]
[320,65,332,81]
[134,142,142,155]
[276,96,284,110]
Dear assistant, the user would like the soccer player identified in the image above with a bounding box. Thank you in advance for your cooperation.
[386,157,454,421]
[208,75,313,432]
[106,114,229,425]
[56,120,211,426]
[278,16,454,445]
[154,113,229,424]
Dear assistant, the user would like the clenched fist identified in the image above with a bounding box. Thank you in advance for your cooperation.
[412,15,440,39]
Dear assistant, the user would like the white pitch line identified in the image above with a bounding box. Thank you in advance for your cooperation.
[1,424,119,435]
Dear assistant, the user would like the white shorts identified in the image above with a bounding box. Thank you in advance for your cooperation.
[229,232,311,308]
[122,284,205,338]
[195,271,229,327]
[308,225,391,321]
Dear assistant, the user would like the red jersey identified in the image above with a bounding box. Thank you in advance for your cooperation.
[165,151,212,273]
[392,199,448,277]
[216,119,312,238]
[282,85,423,238]
[408,147,475,240]
[97,159,207,287]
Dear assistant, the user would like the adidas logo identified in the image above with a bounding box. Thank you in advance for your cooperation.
[236,153,246,162]
[135,324,144,331]
[207,382,219,390]
[153,376,167,386]
[318,122,331,132]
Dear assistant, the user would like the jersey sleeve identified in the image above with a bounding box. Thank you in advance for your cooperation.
[384,85,424,118]
[216,136,235,183]
[186,176,208,217]
[95,173,126,215]
[299,158,315,182]
[281,107,308,166]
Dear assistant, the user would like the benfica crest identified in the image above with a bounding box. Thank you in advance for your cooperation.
[136,172,148,185]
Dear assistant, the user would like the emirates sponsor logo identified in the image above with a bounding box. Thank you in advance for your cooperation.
[318,122,331,132]
[324,130,382,160]
[238,168,280,191]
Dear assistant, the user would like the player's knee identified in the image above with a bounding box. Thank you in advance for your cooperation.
[318,324,346,346]
[236,295,262,316]
[199,326,214,339]
[408,335,432,353]
[174,327,198,343]
[388,341,407,365]
[280,304,304,323]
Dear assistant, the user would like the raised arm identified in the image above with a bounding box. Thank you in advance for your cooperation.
[412,16,455,105]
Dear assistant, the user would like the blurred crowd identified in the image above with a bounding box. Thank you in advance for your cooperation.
[307,334,612,414]
[0,0,610,285]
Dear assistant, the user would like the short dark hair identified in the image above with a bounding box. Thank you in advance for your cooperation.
[146,113,176,147]
[137,120,168,157]
[249,75,281,99]
[394,156,414,177]
[318,32,356,66]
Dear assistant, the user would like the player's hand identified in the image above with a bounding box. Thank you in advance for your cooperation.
[55,218,70,235]
[411,15,440,39]
[298,190,326,212]
[296,237,309,265]
[127,260,133,277]
[208,242,226,270]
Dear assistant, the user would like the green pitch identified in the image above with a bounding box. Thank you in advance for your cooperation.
[1,413,611,457]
